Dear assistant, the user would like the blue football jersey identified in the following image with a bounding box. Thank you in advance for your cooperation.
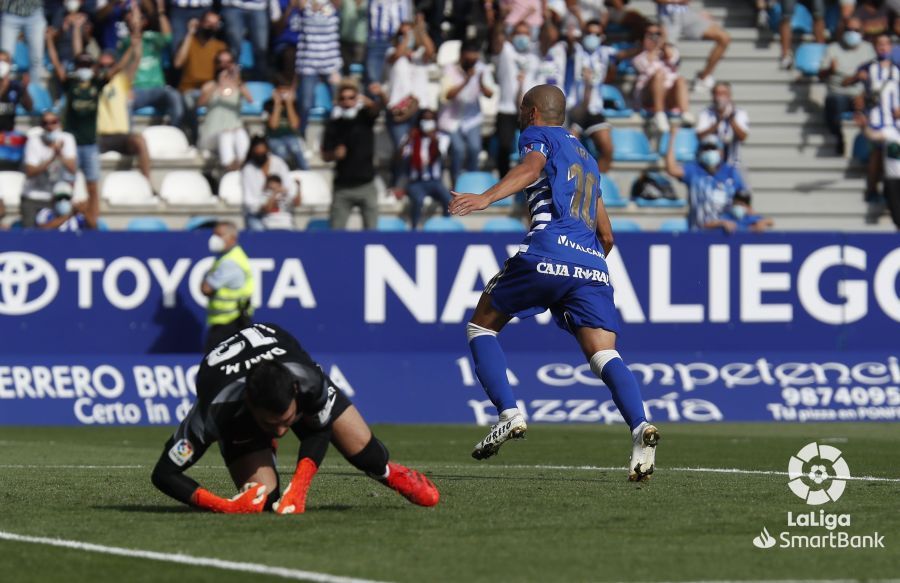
[516,125,608,272]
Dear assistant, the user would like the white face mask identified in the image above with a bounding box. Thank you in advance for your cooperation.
[208,234,227,254]
[75,67,94,82]
[0,61,10,79]
[420,119,436,133]
[65,0,80,13]
[55,199,73,216]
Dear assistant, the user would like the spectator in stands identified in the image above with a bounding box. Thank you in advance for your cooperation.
[569,19,638,173]
[339,0,367,73]
[491,20,538,177]
[819,17,874,155]
[174,11,227,142]
[859,116,900,228]
[169,0,214,51]
[35,180,99,230]
[603,0,652,41]
[257,174,301,229]
[46,49,107,213]
[264,75,309,170]
[21,112,77,227]
[97,48,154,186]
[198,49,253,171]
[384,17,435,148]
[271,0,303,80]
[46,1,98,91]
[533,21,567,91]
[202,221,254,351]
[501,0,545,38]
[633,23,691,132]
[0,50,32,170]
[241,135,298,230]
[775,1,827,69]
[221,0,269,80]
[696,81,749,170]
[0,0,46,83]
[321,78,384,229]
[654,0,730,93]
[445,0,491,42]
[439,41,494,184]
[395,109,452,228]
[366,0,410,83]
[712,191,774,233]
[123,4,185,127]
[664,129,749,231]
[95,0,134,51]
[854,0,890,41]
[295,0,343,137]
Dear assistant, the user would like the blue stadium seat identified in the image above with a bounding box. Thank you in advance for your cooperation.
[454,171,510,207]
[659,218,689,232]
[241,81,273,116]
[307,83,333,121]
[13,41,29,72]
[127,217,169,231]
[611,128,658,162]
[306,218,331,231]
[15,83,53,115]
[97,219,111,231]
[852,133,870,163]
[795,43,826,76]
[134,105,161,117]
[600,174,628,208]
[658,129,699,161]
[349,63,365,77]
[601,85,633,119]
[184,215,218,230]
[483,217,527,232]
[611,219,641,232]
[377,216,409,231]
[238,40,255,70]
[612,42,636,75]
[423,216,466,232]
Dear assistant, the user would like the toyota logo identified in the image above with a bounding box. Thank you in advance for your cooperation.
[0,252,59,315]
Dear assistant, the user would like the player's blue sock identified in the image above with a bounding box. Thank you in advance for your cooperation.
[467,323,518,413]
[590,350,647,430]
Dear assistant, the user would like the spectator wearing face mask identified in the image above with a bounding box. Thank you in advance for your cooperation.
[22,112,78,227]
[46,49,110,214]
[202,221,254,352]
[384,17,434,149]
[241,136,298,231]
[264,75,309,170]
[198,49,254,171]
[439,41,494,184]
[695,81,749,170]
[35,180,99,231]
[169,0,215,51]
[0,50,32,170]
[0,0,47,83]
[569,19,637,174]
[321,78,385,229]
[819,17,874,156]
[633,23,691,132]
[295,0,343,137]
[94,0,135,52]
[174,11,228,142]
[257,174,301,230]
[491,21,538,178]
[664,129,749,231]
[533,21,568,92]
[711,191,773,233]
[45,0,98,87]
[501,0,544,39]
[395,110,452,229]
[859,116,900,229]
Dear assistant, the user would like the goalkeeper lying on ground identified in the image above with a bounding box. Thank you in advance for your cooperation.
[150,322,439,513]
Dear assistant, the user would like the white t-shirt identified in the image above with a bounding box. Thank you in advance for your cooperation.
[880,126,900,179]
[696,105,750,166]
[23,131,77,202]
[439,62,490,134]
[241,154,298,216]
[495,41,539,115]
[572,44,617,114]
[385,47,431,108]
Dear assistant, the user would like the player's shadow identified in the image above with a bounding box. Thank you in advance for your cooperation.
[93,504,195,514]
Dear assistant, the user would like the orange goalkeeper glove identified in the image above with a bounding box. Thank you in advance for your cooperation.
[272,458,318,515]
[191,482,268,514]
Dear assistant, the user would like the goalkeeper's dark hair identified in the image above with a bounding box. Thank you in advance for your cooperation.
[245,360,298,414]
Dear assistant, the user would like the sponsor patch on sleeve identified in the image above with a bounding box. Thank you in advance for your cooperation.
[520,142,550,159]
[316,386,338,426]
[168,438,194,467]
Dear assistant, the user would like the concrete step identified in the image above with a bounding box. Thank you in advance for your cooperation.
[752,190,866,214]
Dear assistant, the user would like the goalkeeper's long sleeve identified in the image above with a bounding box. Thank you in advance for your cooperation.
[150,437,207,505]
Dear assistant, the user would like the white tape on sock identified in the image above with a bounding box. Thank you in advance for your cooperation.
[466,322,497,342]
[589,350,621,377]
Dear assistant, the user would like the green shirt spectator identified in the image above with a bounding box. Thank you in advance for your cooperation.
[64,76,107,145]
[120,30,171,89]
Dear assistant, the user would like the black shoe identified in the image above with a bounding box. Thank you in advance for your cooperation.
[835,137,845,157]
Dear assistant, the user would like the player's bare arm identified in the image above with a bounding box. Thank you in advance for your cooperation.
[594,196,615,256]
[449,150,547,216]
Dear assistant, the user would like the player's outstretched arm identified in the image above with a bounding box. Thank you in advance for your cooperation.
[449,151,547,216]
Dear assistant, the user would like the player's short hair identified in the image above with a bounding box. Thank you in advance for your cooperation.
[245,360,298,414]
[522,85,567,125]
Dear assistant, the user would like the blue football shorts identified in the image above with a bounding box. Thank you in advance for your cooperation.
[485,253,620,335]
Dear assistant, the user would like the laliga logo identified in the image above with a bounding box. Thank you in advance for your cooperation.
[0,252,59,315]
[787,442,850,505]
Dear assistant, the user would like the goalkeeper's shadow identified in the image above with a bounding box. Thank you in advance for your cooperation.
[92,504,197,514]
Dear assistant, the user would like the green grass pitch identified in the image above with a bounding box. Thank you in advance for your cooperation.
[0,423,898,582]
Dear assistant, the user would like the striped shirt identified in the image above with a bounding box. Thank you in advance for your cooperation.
[368,0,410,43]
[572,44,617,115]
[861,59,900,129]
[696,106,750,166]
[221,0,267,10]
[0,0,42,16]
[401,131,450,182]
[680,161,747,230]
[169,0,214,8]
[295,2,342,75]
[656,1,690,18]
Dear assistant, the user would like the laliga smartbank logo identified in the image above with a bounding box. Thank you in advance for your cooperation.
[752,442,885,550]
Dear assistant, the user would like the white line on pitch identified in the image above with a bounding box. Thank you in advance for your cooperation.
[0,531,390,583]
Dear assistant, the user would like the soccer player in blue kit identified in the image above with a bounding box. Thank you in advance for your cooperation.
[449,85,659,481]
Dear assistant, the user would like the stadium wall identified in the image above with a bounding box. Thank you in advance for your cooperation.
[1,232,898,425]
